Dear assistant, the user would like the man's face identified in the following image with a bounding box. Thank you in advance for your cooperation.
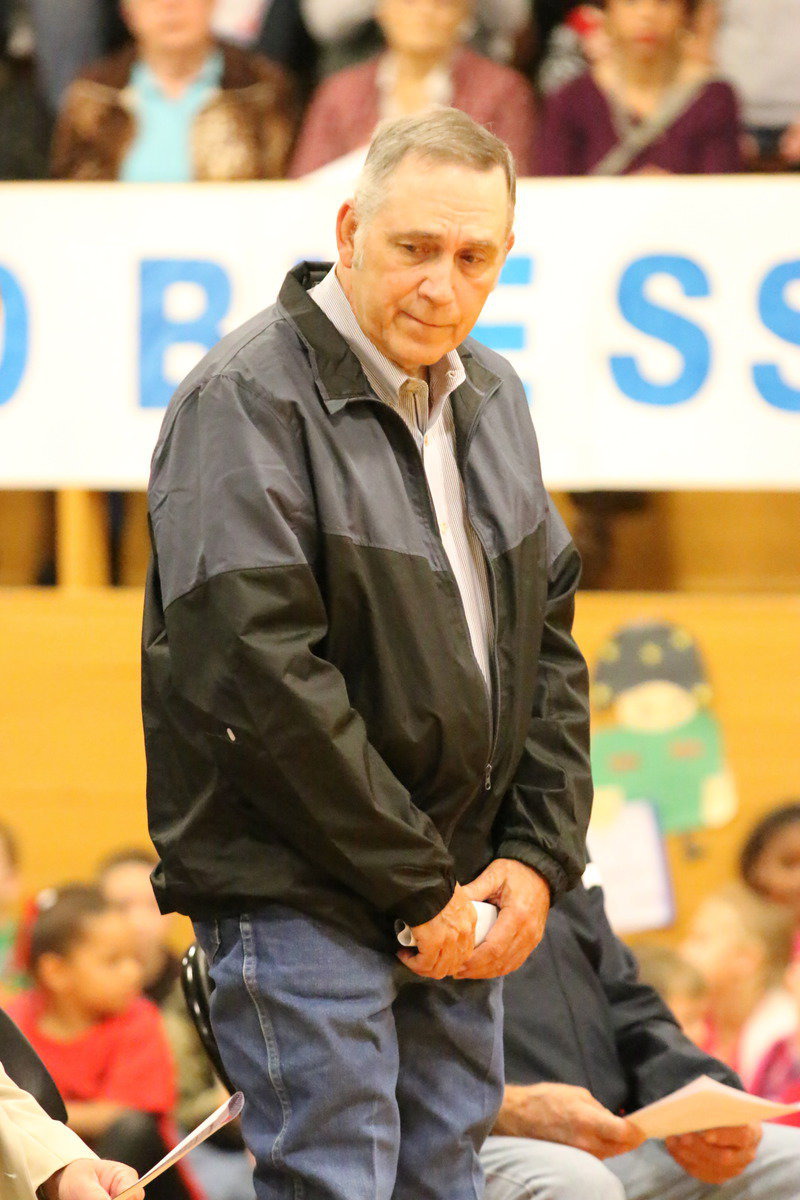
[123,0,214,54]
[337,156,513,376]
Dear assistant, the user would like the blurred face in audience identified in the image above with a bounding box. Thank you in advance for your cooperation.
[101,861,173,984]
[680,899,759,996]
[605,0,690,60]
[666,987,708,1046]
[377,0,471,62]
[123,0,215,55]
[38,912,143,1019]
[749,821,800,920]
[337,154,513,375]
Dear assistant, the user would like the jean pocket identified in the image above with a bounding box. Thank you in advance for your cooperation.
[194,916,222,967]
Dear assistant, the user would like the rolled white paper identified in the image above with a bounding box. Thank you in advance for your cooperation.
[396,900,498,948]
[115,1091,244,1199]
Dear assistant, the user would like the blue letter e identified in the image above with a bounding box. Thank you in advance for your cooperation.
[753,260,800,413]
[140,259,231,409]
[611,255,710,406]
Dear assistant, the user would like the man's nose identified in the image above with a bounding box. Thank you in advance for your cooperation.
[417,260,457,306]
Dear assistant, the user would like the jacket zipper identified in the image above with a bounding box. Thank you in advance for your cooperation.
[458,385,503,793]
[377,401,496,787]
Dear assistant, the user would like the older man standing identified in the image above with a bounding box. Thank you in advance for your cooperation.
[143,108,593,1200]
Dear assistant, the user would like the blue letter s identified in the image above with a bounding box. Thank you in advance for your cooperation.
[753,260,800,413]
[611,255,711,406]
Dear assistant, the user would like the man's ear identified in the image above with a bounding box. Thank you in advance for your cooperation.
[336,200,358,268]
[504,229,516,259]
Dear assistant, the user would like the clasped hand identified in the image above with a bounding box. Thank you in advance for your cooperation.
[397,859,550,980]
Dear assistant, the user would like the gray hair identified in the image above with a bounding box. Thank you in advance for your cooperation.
[352,108,517,238]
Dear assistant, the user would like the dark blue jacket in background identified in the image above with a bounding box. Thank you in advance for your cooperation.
[503,880,740,1114]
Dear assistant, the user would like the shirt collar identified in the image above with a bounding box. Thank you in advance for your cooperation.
[131,49,224,103]
[308,266,465,431]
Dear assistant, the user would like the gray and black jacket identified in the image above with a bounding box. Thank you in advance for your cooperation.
[142,261,593,948]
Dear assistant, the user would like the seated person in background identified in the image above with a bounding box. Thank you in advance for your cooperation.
[0,1057,143,1200]
[634,943,708,1046]
[702,0,800,168]
[6,885,196,1200]
[299,0,530,77]
[479,872,800,1200]
[680,882,796,1093]
[289,0,537,176]
[741,801,800,953]
[51,0,296,181]
[0,822,24,995]
[0,0,52,180]
[97,850,180,1007]
[532,2,609,95]
[535,0,742,175]
[99,849,254,1200]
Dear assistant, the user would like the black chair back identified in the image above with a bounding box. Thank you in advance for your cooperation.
[0,1007,67,1122]
[180,942,236,1096]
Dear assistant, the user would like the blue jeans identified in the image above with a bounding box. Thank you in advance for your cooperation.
[481,1123,800,1200]
[195,906,504,1200]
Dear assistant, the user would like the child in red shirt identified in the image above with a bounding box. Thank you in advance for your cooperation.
[8,884,199,1200]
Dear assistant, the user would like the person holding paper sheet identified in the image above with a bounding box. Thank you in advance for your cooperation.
[143,106,594,1200]
[0,1056,144,1200]
[479,871,800,1200]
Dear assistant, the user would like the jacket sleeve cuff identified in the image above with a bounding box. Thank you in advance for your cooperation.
[389,871,457,929]
[494,839,568,897]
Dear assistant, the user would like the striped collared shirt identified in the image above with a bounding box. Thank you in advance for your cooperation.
[309,266,494,689]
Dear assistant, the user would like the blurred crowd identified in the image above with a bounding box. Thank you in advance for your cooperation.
[0,833,255,1200]
[5,799,800,1198]
[1,0,799,185]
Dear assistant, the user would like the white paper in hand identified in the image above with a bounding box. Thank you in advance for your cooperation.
[114,1092,245,1199]
[629,1075,800,1139]
[395,901,498,948]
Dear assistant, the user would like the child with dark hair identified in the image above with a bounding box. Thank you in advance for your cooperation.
[6,884,198,1200]
[739,803,800,1113]
[741,802,800,927]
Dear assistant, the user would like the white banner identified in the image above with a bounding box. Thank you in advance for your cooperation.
[0,177,798,489]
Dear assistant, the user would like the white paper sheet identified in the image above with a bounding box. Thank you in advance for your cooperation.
[629,1075,800,1139]
[395,901,498,949]
[115,1091,244,1199]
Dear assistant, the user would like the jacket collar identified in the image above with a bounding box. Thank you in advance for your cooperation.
[277,261,502,420]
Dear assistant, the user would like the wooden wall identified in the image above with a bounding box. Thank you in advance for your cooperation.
[1,588,798,944]
[3,490,800,591]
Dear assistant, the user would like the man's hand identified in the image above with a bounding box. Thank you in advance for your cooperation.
[398,883,476,979]
[494,1083,644,1159]
[665,1124,762,1184]
[455,859,550,978]
[43,1159,143,1200]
